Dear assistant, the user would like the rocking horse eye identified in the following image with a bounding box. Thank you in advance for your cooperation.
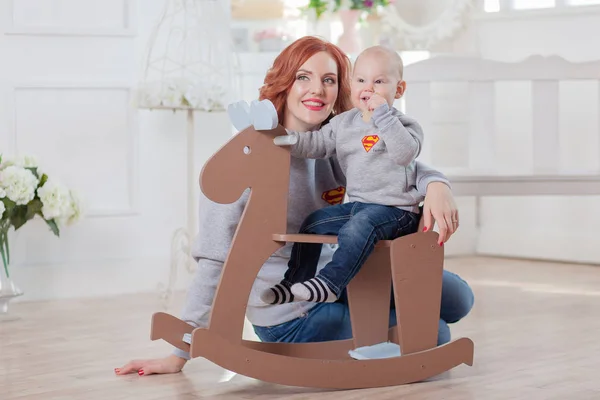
[243,146,251,155]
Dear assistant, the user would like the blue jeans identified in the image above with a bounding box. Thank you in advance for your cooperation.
[254,270,474,346]
[284,202,420,297]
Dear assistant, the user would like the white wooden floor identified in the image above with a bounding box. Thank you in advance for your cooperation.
[1,256,599,399]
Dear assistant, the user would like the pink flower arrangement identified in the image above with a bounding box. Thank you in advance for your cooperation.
[253,28,290,43]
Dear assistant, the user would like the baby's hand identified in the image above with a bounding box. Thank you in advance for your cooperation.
[367,93,387,111]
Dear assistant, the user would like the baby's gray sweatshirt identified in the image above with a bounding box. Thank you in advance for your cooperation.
[288,103,423,213]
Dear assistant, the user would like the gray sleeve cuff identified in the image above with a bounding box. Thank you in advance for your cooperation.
[372,103,392,127]
[417,174,452,196]
[172,347,191,361]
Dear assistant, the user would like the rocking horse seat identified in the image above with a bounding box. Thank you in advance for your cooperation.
[272,233,393,247]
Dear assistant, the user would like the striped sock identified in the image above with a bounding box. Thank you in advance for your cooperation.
[260,283,294,304]
[291,277,337,303]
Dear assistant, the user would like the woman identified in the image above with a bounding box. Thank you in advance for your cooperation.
[116,36,473,377]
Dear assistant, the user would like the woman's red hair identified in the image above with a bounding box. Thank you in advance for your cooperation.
[258,36,352,124]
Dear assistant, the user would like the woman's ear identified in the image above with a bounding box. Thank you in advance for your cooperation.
[395,80,407,99]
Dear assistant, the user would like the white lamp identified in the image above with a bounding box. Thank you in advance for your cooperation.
[136,0,238,307]
[137,0,237,111]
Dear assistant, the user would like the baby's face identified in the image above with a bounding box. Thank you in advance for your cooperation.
[350,53,404,113]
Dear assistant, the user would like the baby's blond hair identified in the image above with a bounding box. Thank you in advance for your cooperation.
[354,45,404,79]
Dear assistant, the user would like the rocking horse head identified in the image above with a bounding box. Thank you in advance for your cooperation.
[200,100,292,205]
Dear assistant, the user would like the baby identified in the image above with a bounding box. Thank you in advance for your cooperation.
[261,45,425,304]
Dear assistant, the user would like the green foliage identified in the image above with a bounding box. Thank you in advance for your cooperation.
[304,0,393,19]
[302,0,329,19]
[333,0,392,12]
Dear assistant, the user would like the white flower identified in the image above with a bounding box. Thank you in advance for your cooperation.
[0,166,39,205]
[139,81,165,108]
[15,154,38,168]
[64,190,83,226]
[183,81,227,111]
[143,91,162,108]
[0,187,5,199]
[162,82,186,107]
[0,200,5,218]
[37,180,71,220]
[183,86,202,108]
[0,158,15,171]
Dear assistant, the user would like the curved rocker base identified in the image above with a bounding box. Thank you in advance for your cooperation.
[151,311,360,359]
[189,327,474,389]
[150,312,194,353]
[152,311,398,359]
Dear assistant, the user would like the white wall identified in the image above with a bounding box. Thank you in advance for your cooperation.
[5,2,599,304]
[1,0,234,301]
[436,7,600,264]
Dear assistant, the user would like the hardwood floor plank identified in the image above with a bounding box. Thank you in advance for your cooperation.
[1,257,599,399]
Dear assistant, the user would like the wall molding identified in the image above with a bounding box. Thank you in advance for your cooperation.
[9,255,188,302]
[9,82,140,218]
[4,0,137,37]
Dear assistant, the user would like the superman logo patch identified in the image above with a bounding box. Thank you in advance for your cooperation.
[321,186,346,205]
[362,135,379,152]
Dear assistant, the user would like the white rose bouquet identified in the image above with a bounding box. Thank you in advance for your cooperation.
[0,154,82,278]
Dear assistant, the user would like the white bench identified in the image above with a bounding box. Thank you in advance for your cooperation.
[403,54,600,198]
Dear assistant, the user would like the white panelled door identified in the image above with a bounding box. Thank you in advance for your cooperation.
[0,0,152,300]
[0,0,238,301]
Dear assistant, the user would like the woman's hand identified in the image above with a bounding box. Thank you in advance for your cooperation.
[115,355,187,377]
[422,182,459,245]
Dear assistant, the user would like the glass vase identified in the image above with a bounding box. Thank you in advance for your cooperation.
[0,239,23,322]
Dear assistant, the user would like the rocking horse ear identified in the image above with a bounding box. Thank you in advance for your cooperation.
[250,99,279,131]
[227,100,252,131]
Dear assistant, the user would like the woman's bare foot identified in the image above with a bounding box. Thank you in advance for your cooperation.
[115,354,187,377]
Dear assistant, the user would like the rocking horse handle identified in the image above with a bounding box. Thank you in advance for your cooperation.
[273,135,298,146]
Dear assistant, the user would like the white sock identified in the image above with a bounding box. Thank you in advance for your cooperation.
[291,277,337,303]
[260,283,294,304]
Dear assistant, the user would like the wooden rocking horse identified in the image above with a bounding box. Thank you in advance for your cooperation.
[150,100,474,389]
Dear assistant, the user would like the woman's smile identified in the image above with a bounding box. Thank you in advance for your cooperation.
[302,98,326,111]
